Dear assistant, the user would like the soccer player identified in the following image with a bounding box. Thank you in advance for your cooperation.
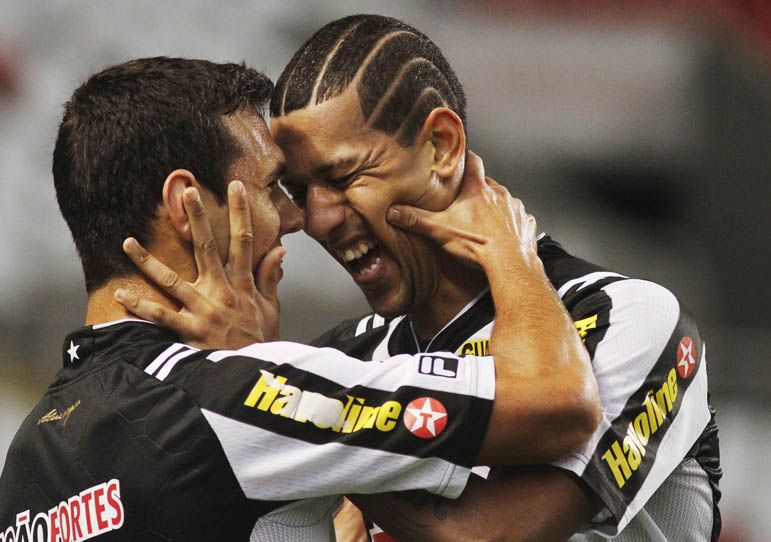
[0,57,599,541]
[131,15,722,541]
[269,14,722,541]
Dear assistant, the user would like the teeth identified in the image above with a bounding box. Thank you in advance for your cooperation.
[339,240,377,262]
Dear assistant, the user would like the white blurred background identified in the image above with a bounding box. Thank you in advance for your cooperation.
[0,1,768,540]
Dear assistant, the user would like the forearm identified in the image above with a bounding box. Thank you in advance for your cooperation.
[480,247,600,464]
[352,467,600,542]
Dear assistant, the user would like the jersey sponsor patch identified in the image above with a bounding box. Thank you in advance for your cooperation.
[1,479,124,542]
[676,336,698,379]
[243,369,402,434]
[456,339,488,356]
[573,314,598,339]
[403,397,448,439]
[418,355,459,378]
[601,368,679,489]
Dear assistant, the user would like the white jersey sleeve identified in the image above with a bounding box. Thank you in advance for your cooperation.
[151,340,496,502]
[552,278,712,536]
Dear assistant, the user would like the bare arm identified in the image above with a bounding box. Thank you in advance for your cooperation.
[351,469,601,542]
[118,155,599,467]
[386,155,600,464]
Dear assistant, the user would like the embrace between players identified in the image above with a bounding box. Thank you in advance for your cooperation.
[0,14,720,542]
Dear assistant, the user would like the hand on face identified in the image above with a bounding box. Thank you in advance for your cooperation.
[386,151,538,271]
[115,181,285,348]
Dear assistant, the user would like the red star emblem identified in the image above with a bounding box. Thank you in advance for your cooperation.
[676,336,698,379]
[403,397,448,439]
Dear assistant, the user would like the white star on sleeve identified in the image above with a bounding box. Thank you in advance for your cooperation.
[67,341,80,363]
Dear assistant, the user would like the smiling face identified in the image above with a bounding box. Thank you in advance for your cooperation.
[208,109,304,279]
[272,88,460,319]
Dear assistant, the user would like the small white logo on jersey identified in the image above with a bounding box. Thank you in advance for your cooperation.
[676,337,697,379]
[67,341,80,363]
[418,356,458,379]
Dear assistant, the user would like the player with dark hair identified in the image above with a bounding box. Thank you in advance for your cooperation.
[269,14,722,541]
[127,14,722,541]
[0,56,600,541]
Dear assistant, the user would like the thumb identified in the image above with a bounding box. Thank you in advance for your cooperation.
[387,205,448,243]
[256,246,286,302]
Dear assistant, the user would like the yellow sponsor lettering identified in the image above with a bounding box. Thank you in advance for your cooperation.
[602,441,631,488]
[244,370,286,409]
[573,314,598,339]
[633,411,651,446]
[244,370,402,434]
[623,435,642,471]
[601,368,679,488]
[457,339,489,356]
[376,401,402,431]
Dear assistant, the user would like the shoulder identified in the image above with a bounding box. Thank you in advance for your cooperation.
[539,237,698,355]
[311,312,400,360]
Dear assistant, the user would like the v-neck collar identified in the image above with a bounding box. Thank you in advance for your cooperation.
[388,288,494,355]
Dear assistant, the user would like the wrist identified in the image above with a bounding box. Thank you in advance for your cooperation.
[479,239,541,276]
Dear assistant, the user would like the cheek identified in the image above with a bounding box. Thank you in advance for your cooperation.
[250,196,281,243]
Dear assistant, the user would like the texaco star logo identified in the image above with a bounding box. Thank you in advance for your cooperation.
[676,336,697,379]
[403,397,448,439]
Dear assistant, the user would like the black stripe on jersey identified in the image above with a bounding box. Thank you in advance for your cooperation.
[387,291,495,356]
[538,235,607,293]
[580,306,704,521]
[311,315,362,346]
[565,288,614,360]
[166,354,491,469]
[312,314,391,361]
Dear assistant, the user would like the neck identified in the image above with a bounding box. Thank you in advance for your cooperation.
[408,255,487,342]
[85,275,180,326]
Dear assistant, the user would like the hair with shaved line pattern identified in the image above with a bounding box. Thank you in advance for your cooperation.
[270,14,466,147]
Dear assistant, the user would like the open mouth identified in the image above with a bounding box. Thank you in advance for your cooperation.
[336,239,384,281]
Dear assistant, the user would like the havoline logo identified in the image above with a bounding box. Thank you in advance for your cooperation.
[601,369,679,488]
[243,369,402,434]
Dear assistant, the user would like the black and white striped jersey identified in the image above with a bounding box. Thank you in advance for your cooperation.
[0,319,495,541]
[314,236,722,541]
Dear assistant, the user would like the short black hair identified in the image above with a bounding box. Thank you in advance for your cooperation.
[270,14,466,147]
[53,57,272,292]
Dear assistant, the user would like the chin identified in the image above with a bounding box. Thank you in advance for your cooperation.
[365,291,410,319]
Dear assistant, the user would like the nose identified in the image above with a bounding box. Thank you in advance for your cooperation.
[276,189,305,235]
[304,182,346,242]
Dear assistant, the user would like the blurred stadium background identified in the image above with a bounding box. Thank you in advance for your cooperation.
[0,1,768,539]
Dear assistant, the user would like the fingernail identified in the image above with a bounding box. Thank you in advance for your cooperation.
[387,207,400,222]
[123,237,137,251]
[114,288,126,301]
[230,180,244,193]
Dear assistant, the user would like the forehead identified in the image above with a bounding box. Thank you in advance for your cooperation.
[270,89,381,178]
[223,108,284,180]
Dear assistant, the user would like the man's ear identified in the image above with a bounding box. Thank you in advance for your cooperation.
[418,107,466,179]
[162,169,198,242]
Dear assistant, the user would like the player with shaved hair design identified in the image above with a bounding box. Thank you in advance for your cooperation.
[121,14,722,542]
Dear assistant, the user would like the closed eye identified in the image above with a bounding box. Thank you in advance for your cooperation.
[280,180,307,206]
[327,173,357,189]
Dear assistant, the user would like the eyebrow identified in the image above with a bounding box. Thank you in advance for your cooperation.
[311,157,359,178]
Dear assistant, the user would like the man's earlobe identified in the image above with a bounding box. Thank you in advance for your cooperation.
[162,169,197,241]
